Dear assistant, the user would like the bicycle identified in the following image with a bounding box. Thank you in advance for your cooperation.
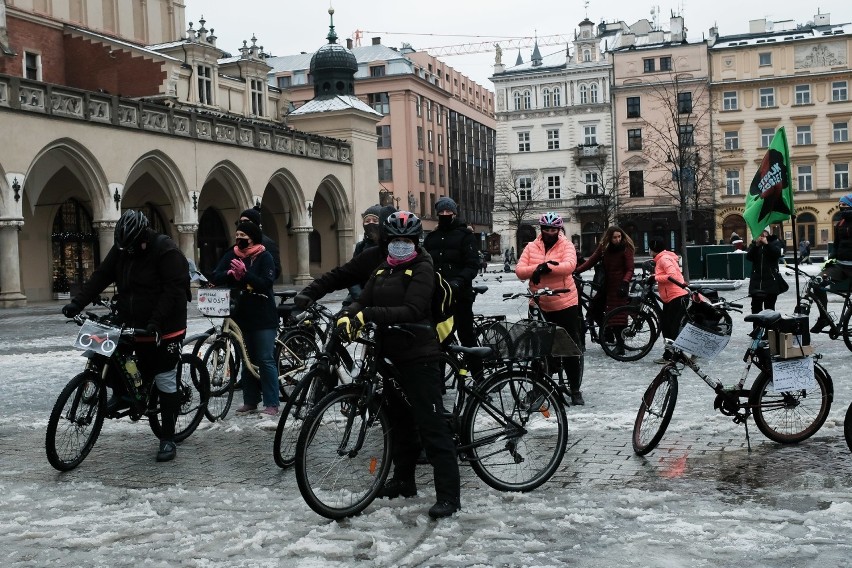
[787,265,852,352]
[45,297,210,471]
[293,322,568,519]
[632,280,833,455]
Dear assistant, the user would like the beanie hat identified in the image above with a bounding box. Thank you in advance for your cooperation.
[239,208,262,226]
[236,221,262,245]
[362,204,383,223]
[648,238,666,253]
[435,196,459,215]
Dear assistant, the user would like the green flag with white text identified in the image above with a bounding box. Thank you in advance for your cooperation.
[744,127,794,238]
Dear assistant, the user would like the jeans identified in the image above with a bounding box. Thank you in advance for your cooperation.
[241,327,279,408]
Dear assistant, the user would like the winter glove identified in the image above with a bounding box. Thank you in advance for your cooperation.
[228,258,247,281]
[293,293,315,310]
[618,281,630,298]
[530,263,552,285]
[62,301,83,318]
[336,312,365,341]
[145,322,161,344]
[536,262,553,275]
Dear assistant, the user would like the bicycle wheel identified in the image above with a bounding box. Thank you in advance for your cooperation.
[844,402,852,454]
[273,367,333,468]
[149,354,210,442]
[463,371,567,492]
[201,338,237,421]
[750,364,832,444]
[475,320,511,350]
[276,330,320,402]
[602,305,658,362]
[295,387,392,519]
[842,311,852,353]
[632,367,679,455]
[46,371,107,471]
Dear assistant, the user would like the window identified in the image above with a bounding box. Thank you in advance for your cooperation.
[376,125,391,148]
[627,128,642,151]
[835,163,850,189]
[726,170,741,195]
[660,56,672,71]
[547,175,561,200]
[797,165,813,192]
[678,124,694,147]
[439,165,445,187]
[369,65,386,77]
[795,84,811,105]
[436,104,442,124]
[426,100,432,121]
[438,133,444,155]
[583,125,597,145]
[583,49,591,62]
[378,159,393,181]
[677,92,692,114]
[427,130,433,152]
[197,64,213,105]
[722,91,738,111]
[250,78,264,116]
[759,87,775,108]
[518,131,530,152]
[513,91,522,110]
[276,75,292,89]
[518,177,532,201]
[547,129,560,150]
[643,58,655,73]
[24,51,42,80]
[834,122,849,143]
[724,131,739,150]
[760,127,775,148]
[523,90,531,109]
[627,97,640,118]
[796,125,812,145]
[832,81,848,102]
[369,93,390,114]
[758,52,772,66]
[629,171,644,197]
[429,161,436,185]
[552,88,561,106]
[579,84,588,104]
[584,172,599,195]
[417,126,423,150]
[542,88,551,108]
[415,96,422,116]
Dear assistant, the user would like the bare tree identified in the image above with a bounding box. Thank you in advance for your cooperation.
[572,149,624,231]
[493,158,546,247]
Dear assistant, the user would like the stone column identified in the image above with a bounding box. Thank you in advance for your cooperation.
[175,224,199,264]
[92,221,117,262]
[292,226,313,285]
[0,220,26,307]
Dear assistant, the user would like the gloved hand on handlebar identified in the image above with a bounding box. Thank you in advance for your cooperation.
[336,312,365,341]
[618,281,630,298]
[146,322,161,344]
[228,258,247,281]
[62,301,83,318]
[293,293,314,309]
[530,262,553,285]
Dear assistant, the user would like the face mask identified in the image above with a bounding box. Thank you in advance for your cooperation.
[541,232,558,246]
[388,240,416,260]
[363,224,380,242]
[437,215,454,229]
[236,238,250,250]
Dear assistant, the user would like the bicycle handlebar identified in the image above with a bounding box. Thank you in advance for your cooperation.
[668,276,688,288]
[502,287,571,300]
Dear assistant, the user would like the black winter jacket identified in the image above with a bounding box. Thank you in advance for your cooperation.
[212,248,277,331]
[72,229,189,334]
[832,212,852,262]
[423,219,480,298]
[300,246,385,302]
[262,234,282,280]
[746,235,783,296]
[348,251,442,365]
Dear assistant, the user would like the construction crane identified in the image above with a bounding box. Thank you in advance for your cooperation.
[352,30,571,56]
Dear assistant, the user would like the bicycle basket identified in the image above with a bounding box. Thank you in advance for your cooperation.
[481,319,561,361]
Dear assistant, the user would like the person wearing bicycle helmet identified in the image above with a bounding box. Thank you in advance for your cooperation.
[811,194,852,332]
[337,211,461,519]
[515,212,584,405]
[62,209,190,462]
[648,238,689,363]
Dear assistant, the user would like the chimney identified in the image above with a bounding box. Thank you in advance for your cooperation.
[814,12,830,26]
[670,16,684,42]
[749,19,766,33]
[372,37,381,45]
[346,38,353,49]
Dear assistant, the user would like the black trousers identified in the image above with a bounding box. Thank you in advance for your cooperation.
[542,305,583,391]
[661,297,687,341]
[750,294,778,314]
[454,297,476,348]
[384,361,461,506]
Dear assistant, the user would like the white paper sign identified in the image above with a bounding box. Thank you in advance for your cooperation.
[74,320,120,356]
[771,357,815,392]
[197,288,230,317]
[672,323,730,360]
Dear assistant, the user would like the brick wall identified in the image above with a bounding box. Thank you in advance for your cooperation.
[2,16,66,82]
[64,34,166,98]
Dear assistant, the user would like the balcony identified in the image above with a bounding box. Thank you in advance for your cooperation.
[574,144,609,165]
[574,194,609,209]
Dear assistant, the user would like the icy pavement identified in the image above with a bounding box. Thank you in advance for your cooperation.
[1,266,851,567]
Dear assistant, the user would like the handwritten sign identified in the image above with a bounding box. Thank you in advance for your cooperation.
[672,323,730,360]
[197,288,231,317]
[771,356,815,392]
[74,320,120,356]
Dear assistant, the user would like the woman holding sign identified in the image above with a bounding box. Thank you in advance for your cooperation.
[211,221,279,416]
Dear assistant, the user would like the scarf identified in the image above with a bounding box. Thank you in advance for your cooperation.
[386,251,418,267]
[233,243,266,259]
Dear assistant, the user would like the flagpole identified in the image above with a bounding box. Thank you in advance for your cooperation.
[791,214,801,311]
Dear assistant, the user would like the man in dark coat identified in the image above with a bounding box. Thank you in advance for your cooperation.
[342,204,383,307]
[746,229,784,315]
[238,207,281,281]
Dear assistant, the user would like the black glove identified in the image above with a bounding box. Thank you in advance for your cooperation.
[618,281,630,298]
[645,276,656,287]
[293,293,315,310]
[536,262,553,275]
[62,301,82,318]
[146,322,161,344]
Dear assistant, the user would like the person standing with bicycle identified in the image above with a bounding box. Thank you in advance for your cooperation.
[746,229,784,316]
[341,204,383,308]
[575,226,636,356]
[811,194,852,333]
[211,221,279,416]
[336,211,461,520]
[61,210,189,462]
[647,238,689,364]
[515,212,584,405]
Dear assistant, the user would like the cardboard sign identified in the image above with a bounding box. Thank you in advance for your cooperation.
[74,320,120,356]
[672,323,730,360]
[197,288,231,317]
[771,356,816,392]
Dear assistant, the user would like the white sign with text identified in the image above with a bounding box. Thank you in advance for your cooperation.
[197,288,231,317]
[672,323,730,360]
[771,356,816,392]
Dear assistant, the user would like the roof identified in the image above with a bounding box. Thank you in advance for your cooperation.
[289,94,383,117]
[266,44,408,74]
[712,22,852,49]
[64,26,183,63]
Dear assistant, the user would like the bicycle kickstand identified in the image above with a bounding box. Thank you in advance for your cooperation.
[743,418,752,453]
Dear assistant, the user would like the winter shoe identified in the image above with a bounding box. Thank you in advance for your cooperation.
[810,315,831,334]
[156,440,176,462]
[235,404,258,415]
[653,357,667,364]
[261,406,279,417]
[428,500,460,519]
[106,395,130,414]
[377,478,417,499]
[570,392,585,406]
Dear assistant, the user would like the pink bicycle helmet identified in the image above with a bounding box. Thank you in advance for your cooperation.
[539,212,563,229]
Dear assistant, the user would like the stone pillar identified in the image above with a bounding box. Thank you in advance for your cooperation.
[292,226,313,285]
[175,224,199,264]
[92,221,117,262]
[0,220,26,307]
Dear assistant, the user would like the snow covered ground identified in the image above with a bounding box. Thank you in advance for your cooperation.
[2,265,851,567]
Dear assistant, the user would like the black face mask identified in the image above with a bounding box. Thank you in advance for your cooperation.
[437,216,454,229]
[363,224,380,242]
[236,238,250,250]
[541,232,558,247]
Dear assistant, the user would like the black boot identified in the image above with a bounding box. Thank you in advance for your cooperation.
[568,367,584,406]
[377,478,417,499]
[429,500,460,519]
[156,391,180,462]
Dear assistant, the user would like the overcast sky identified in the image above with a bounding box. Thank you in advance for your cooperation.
[196,1,851,87]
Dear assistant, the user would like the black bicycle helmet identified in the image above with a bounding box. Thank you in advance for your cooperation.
[114,209,149,251]
[384,210,422,240]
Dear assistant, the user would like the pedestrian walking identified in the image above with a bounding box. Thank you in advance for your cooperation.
[648,238,689,364]
[799,238,812,265]
[746,229,785,316]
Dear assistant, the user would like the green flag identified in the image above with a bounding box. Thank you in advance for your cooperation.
[744,127,794,238]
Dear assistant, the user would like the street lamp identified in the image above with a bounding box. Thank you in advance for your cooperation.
[12,177,21,202]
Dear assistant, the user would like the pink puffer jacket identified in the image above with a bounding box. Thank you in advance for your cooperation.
[515,234,578,311]
[652,250,688,303]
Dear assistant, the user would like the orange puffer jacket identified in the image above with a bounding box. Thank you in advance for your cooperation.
[515,234,578,311]
[652,250,688,303]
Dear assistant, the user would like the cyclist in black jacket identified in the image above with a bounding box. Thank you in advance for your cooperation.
[342,204,383,307]
[811,194,852,332]
[61,210,189,462]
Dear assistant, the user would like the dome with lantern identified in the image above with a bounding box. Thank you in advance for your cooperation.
[309,8,357,98]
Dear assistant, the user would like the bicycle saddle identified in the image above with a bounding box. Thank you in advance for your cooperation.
[446,344,493,359]
[743,309,782,326]
[472,285,488,295]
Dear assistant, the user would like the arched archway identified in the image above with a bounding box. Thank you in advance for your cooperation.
[197,208,229,277]
[517,224,536,253]
[124,151,190,229]
[796,212,817,249]
[51,199,98,297]
[722,213,747,243]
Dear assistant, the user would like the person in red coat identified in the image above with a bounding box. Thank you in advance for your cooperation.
[575,226,636,356]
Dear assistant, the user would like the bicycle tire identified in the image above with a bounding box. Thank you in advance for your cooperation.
[46,371,106,471]
[475,320,512,351]
[844,402,852,454]
[463,371,568,492]
[275,330,320,402]
[602,305,659,362]
[750,364,832,444]
[149,354,210,442]
[201,338,237,421]
[273,367,333,469]
[632,367,679,455]
[842,312,852,353]
[295,387,392,519]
